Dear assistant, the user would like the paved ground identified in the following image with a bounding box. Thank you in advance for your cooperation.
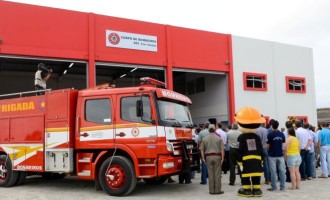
[1,168,330,200]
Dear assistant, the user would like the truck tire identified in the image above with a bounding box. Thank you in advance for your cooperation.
[143,176,168,185]
[99,156,137,196]
[0,155,19,187]
[15,171,27,186]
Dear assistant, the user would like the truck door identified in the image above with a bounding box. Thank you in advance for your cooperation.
[115,94,157,151]
[77,96,114,149]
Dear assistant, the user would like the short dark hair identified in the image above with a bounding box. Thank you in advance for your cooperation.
[320,121,327,128]
[303,123,310,129]
[271,120,279,129]
[285,121,292,129]
[295,120,302,128]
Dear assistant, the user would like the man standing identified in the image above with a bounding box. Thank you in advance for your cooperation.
[216,123,229,174]
[256,124,271,185]
[198,122,210,185]
[200,124,224,195]
[317,121,330,178]
[267,120,286,191]
[295,120,312,180]
[35,63,52,95]
[227,122,242,186]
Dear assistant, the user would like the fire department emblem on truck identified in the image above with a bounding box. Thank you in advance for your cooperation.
[108,32,120,45]
[131,126,140,137]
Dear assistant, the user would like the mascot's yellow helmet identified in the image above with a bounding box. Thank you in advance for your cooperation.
[235,106,265,128]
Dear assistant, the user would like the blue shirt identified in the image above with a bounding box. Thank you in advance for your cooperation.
[267,130,285,157]
[318,128,330,146]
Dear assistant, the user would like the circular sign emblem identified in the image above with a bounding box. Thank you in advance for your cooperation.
[108,32,120,45]
[131,127,140,137]
[39,98,46,111]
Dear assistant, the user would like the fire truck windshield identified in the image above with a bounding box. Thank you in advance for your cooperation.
[157,99,193,128]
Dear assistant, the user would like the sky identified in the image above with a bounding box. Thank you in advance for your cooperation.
[7,0,330,108]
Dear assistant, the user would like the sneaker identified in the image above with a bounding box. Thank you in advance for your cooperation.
[280,188,286,191]
[267,188,277,192]
[318,175,327,178]
[200,182,207,185]
[307,177,312,180]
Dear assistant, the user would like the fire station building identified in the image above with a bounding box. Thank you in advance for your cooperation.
[0,1,317,126]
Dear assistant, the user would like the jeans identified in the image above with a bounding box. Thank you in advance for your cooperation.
[201,160,208,184]
[320,146,330,176]
[308,151,316,178]
[268,156,286,190]
[262,148,270,181]
[299,149,310,179]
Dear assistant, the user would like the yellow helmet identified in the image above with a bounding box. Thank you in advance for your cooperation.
[235,106,265,125]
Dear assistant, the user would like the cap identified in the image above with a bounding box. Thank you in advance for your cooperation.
[208,124,215,131]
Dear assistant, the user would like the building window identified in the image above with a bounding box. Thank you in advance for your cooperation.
[286,76,306,93]
[288,116,309,124]
[243,72,267,91]
[186,77,205,95]
[85,99,111,124]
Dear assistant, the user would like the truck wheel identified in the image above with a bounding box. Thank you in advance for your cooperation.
[0,155,19,187]
[99,156,137,196]
[143,176,168,185]
[15,171,27,186]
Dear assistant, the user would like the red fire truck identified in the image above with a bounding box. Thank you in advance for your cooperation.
[0,77,197,196]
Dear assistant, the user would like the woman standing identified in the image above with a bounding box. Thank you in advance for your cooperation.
[285,128,302,189]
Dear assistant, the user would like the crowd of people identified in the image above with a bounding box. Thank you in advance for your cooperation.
[190,108,330,197]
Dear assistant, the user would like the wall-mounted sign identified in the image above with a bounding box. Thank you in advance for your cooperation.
[106,30,157,52]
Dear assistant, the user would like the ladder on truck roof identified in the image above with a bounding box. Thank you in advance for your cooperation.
[0,88,51,98]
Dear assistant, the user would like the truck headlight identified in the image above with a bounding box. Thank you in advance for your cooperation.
[163,162,174,169]
[166,143,173,152]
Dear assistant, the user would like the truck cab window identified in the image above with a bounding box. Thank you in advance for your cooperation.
[121,96,151,123]
[85,99,111,124]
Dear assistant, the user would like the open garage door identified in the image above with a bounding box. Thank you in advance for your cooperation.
[0,55,87,98]
[173,68,229,127]
[95,62,165,88]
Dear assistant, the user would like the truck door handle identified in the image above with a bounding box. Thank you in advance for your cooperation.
[80,133,89,137]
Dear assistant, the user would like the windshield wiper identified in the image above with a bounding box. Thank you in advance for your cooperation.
[165,118,182,127]
[182,121,194,128]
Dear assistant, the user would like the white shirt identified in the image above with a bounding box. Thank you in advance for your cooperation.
[215,128,227,144]
[296,127,312,150]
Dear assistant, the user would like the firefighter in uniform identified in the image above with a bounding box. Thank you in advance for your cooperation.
[35,63,52,95]
[235,106,265,197]
[200,124,225,194]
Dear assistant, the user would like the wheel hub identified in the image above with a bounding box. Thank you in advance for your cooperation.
[105,165,125,189]
[0,163,7,179]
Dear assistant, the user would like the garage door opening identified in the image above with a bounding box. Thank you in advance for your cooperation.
[95,62,165,88]
[173,69,229,127]
[0,55,87,98]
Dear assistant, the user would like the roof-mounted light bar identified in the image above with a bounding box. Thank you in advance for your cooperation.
[140,77,166,88]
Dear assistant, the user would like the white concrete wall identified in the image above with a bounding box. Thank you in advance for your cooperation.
[232,36,317,127]
[185,73,229,125]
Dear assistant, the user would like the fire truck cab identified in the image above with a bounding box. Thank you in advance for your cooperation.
[0,77,197,196]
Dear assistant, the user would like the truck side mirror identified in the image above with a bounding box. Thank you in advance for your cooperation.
[136,100,143,117]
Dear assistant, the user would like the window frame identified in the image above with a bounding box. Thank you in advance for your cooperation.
[120,94,153,124]
[288,116,309,124]
[285,76,306,93]
[243,72,268,91]
[84,98,112,125]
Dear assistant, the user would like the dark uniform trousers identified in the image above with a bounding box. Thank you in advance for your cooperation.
[206,154,222,194]
[229,147,241,184]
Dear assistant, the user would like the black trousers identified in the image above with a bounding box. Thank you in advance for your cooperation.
[229,148,241,184]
